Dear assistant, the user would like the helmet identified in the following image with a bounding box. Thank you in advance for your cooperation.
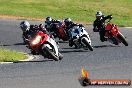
[64,18,72,26]
[96,11,102,19]
[45,16,52,24]
[64,18,72,23]
[96,11,102,16]
[20,21,30,32]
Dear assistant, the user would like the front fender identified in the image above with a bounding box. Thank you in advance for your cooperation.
[81,36,91,46]
[43,44,52,50]
[43,38,59,56]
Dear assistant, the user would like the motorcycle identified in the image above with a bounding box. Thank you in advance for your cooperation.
[104,19,128,46]
[29,31,63,61]
[69,25,93,51]
[51,21,69,41]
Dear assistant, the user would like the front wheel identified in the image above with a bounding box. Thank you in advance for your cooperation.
[43,47,59,61]
[117,33,128,46]
[58,52,63,60]
[82,38,93,51]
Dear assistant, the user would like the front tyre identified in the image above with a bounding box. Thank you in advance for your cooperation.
[43,47,59,61]
[117,33,128,46]
[58,52,63,60]
[82,38,93,51]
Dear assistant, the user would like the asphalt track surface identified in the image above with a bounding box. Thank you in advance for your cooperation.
[0,19,132,88]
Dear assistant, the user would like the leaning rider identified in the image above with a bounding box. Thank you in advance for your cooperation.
[64,18,84,47]
[20,21,49,43]
[93,11,112,42]
[44,16,62,37]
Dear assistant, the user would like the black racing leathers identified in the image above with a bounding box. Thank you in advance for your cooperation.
[93,15,112,42]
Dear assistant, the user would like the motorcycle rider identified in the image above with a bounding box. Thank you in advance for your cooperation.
[20,21,31,43]
[64,18,84,47]
[93,11,112,42]
[20,21,49,55]
[20,21,49,47]
[20,21,48,41]
[64,18,84,33]
[45,16,60,32]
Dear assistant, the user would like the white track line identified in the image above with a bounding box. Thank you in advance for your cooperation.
[123,27,132,29]
[0,53,35,64]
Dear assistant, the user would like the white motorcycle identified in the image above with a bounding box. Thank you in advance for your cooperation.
[69,26,93,51]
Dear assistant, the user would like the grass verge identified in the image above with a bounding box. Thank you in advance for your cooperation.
[0,0,131,26]
[0,48,27,62]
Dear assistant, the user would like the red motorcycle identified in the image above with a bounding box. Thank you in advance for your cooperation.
[51,21,69,41]
[105,19,128,46]
[29,31,63,61]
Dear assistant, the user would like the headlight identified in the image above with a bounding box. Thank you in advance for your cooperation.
[31,36,41,45]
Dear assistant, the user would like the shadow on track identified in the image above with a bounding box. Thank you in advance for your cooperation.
[14,42,25,45]
[60,47,89,53]
[93,45,120,48]
[57,40,69,43]
[13,59,54,63]
[60,50,89,53]
[0,42,25,46]
[61,47,76,49]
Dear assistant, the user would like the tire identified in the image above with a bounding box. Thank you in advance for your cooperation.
[58,52,63,60]
[117,33,128,46]
[43,47,59,61]
[111,37,119,45]
[31,50,38,55]
[82,38,93,51]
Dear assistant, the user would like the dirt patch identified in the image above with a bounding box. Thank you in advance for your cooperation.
[0,15,43,21]
[0,15,91,25]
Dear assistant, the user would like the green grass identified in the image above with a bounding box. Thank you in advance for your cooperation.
[0,0,131,26]
[0,48,27,62]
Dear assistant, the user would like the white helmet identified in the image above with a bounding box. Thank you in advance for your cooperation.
[96,11,102,17]
[20,21,30,32]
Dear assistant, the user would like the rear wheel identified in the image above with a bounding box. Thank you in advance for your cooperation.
[117,33,128,46]
[43,47,59,61]
[82,38,93,51]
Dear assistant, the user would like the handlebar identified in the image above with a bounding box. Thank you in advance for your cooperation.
[107,14,113,23]
[107,19,111,23]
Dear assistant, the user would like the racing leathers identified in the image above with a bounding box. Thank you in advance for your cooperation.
[93,15,112,42]
[64,21,84,47]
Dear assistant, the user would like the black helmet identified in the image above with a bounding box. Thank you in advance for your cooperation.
[64,18,72,26]
[20,21,30,32]
[45,16,52,24]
